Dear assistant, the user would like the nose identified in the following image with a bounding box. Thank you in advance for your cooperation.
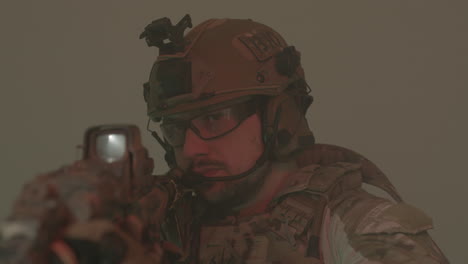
[182,128,210,158]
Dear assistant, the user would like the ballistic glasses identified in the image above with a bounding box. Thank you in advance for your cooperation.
[159,101,258,147]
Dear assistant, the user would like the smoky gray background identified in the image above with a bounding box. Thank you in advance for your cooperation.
[0,0,466,262]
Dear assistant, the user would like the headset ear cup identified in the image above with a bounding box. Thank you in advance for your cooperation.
[263,92,314,161]
[262,94,288,150]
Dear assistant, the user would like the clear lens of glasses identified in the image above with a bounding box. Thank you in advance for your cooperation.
[160,102,257,147]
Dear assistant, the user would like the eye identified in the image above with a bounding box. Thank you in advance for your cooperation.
[205,108,233,121]
[206,112,223,121]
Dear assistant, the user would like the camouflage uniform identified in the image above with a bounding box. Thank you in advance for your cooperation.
[160,144,449,263]
[3,144,448,263]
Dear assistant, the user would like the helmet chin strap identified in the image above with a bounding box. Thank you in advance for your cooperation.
[149,106,282,188]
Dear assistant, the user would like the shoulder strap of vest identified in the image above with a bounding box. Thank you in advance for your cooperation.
[268,161,363,261]
[295,144,403,203]
[274,162,362,199]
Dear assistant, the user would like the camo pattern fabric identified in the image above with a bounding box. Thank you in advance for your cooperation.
[321,189,450,263]
[196,162,449,264]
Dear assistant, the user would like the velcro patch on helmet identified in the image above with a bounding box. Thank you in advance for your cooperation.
[238,30,286,61]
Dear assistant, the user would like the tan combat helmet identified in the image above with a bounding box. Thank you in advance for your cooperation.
[141,15,315,168]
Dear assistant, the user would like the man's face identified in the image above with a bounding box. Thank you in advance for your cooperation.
[167,103,267,205]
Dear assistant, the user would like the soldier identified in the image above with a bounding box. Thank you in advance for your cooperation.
[135,15,449,263]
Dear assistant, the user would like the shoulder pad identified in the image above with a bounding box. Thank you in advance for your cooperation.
[275,162,362,198]
[296,144,403,202]
[355,202,433,235]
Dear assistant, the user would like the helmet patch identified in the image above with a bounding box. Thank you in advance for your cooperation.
[238,30,287,62]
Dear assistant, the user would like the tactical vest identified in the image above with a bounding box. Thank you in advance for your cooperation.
[160,144,403,263]
[196,162,364,264]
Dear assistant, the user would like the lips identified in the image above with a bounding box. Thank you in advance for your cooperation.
[192,166,224,177]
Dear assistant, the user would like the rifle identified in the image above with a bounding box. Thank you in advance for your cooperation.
[0,125,183,263]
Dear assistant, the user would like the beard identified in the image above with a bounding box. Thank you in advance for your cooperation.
[190,160,272,212]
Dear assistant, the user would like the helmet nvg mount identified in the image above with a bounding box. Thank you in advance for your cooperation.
[141,14,315,182]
